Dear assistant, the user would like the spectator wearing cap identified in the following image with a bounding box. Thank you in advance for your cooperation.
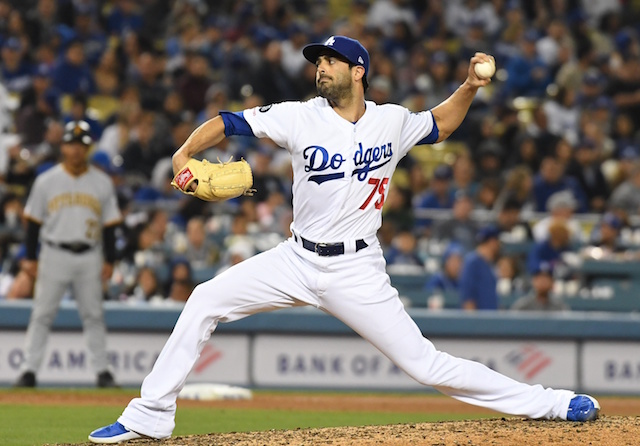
[610,144,639,189]
[575,68,605,110]
[413,163,456,232]
[384,230,423,274]
[493,165,535,214]
[451,154,479,199]
[459,225,501,311]
[1,37,33,93]
[424,242,464,304]
[607,31,640,129]
[536,19,571,69]
[612,113,638,159]
[120,112,158,180]
[280,22,309,80]
[249,141,286,204]
[565,138,609,212]
[527,219,572,277]
[532,190,585,243]
[30,119,63,165]
[542,86,580,146]
[72,3,106,67]
[609,162,640,216]
[422,50,454,109]
[532,156,588,213]
[444,0,501,40]
[105,0,142,38]
[63,92,103,139]
[432,189,478,253]
[475,139,504,182]
[51,39,95,94]
[555,42,595,92]
[510,262,569,312]
[496,195,534,243]
[503,28,552,98]
[132,51,167,112]
[18,63,53,112]
[588,212,625,255]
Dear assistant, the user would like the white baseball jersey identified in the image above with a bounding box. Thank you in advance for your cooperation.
[118,97,577,439]
[243,98,437,241]
[24,165,122,245]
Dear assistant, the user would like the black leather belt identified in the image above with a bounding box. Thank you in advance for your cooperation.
[46,240,94,254]
[294,234,368,257]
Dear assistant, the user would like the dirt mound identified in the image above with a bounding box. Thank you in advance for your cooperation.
[62,415,638,445]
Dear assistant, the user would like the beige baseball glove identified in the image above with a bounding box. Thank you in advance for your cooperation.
[171,158,254,202]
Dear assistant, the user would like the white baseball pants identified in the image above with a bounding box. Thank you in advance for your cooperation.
[119,239,574,439]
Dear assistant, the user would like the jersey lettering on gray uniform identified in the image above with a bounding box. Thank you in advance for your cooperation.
[24,165,121,245]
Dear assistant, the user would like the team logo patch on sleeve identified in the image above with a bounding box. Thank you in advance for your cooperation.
[175,168,194,190]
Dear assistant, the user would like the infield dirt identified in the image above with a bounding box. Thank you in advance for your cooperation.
[27,392,639,445]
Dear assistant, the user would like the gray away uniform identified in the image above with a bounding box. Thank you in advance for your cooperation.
[22,164,121,374]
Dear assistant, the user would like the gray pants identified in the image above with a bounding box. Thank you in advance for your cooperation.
[22,244,108,373]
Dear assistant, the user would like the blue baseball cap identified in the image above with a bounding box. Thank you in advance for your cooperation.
[619,145,640,160]
[2,37,22,51]
[476,225,501,244]
[532,261,554,276]
[303,36,370,90]
[601,212,623,230]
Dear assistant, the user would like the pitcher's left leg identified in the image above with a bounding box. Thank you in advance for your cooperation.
[320,247,573,420]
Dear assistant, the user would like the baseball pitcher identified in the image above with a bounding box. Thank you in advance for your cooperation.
[90,36,599,443]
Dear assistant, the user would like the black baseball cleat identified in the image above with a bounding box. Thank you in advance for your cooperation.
[14,371,36,388]
[97,371,119,388]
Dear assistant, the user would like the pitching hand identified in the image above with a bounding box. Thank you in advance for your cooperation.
[467,52,495,88]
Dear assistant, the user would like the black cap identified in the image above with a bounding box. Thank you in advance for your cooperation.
[63,120,93,145]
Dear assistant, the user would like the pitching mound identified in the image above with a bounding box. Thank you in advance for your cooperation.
[64,415,637,445]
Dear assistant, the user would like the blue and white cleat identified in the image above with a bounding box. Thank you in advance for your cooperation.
[566,394,600,422]
[88,422,142,443]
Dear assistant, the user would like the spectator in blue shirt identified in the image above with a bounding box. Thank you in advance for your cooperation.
[424,242,463,301]
[52,39,95,94]
[503,29,552,98]
[413,163,456,232]
[63,92,103,139]
[106,0,143,38]
[459,225,501,311]
[532,156,587,212]
[0,37,33,93]
[527,219,572,276]
[72,4,107,67]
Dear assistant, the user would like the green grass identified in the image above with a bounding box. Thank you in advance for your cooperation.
[0,389,491,446]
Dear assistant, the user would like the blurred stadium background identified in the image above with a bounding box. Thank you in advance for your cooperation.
[1,0,640,395]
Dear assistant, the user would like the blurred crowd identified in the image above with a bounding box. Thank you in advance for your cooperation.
[2,0,640,310]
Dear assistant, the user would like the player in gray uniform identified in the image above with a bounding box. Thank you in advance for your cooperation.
[14,120,122,388]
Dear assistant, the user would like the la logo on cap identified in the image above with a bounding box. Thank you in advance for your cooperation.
[325,36,335,46]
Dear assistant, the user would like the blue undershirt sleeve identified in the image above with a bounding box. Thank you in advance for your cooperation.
[416,116,439,145]
[220,111,255,137]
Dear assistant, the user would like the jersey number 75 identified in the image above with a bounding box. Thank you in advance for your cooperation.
[359,177,389,210]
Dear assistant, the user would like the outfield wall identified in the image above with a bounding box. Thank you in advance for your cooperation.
[0,301,639,394]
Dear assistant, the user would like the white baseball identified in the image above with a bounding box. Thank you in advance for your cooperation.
[474,59,495,79]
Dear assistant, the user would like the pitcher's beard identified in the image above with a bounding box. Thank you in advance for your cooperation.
[317,81,351,103]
